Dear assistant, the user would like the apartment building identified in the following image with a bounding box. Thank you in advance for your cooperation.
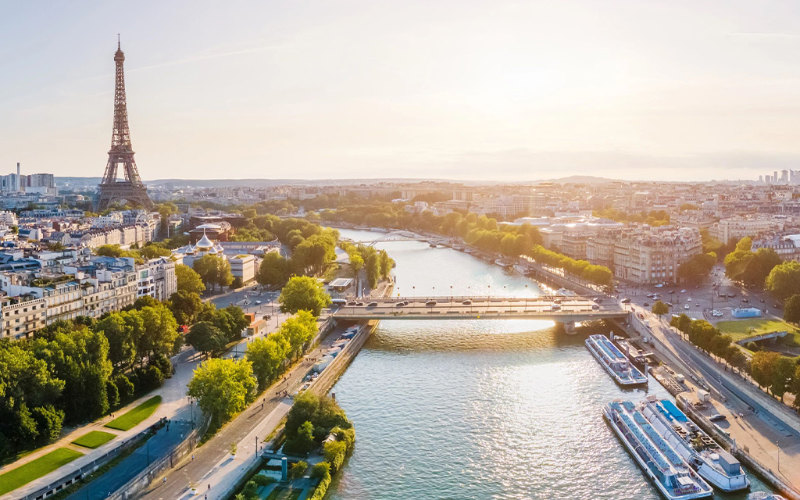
[612,226,702,284]
[0,294,46,340]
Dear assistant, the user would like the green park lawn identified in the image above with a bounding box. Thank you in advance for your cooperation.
[266,486,303,500]
[716,318,800,343]
[104,396,162,431]
[71,430,117,449]
[0,448,83,495]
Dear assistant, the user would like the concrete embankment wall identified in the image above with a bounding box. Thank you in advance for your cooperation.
[307,319,378,397]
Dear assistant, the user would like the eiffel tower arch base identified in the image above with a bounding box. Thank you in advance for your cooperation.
[96,182,153,211]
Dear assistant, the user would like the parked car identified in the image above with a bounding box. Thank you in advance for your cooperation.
[709,413,727,422]
[426,300,437,306]
[462,299,472,305]
[367,302,378,307]
[684,304,690,310]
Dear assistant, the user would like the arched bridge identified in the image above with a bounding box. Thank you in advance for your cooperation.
[330,295,629,332]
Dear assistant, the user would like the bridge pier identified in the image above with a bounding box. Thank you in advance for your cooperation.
[557,321,577,335]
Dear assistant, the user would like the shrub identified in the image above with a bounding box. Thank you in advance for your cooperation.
[251,474,274,486]
[323,440,347,473]
[311,461,331,479]
[289,460,308,479]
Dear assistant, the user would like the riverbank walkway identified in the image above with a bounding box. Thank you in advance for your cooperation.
[630,304,800,496]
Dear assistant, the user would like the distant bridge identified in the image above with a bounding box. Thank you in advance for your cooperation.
[329,296,628,332]
[341,230,441,246]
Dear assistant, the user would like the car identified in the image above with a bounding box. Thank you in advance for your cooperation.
[684,304,690,310]
[665,302,673,307]
[355,302,364,306]
[709,413,727,422]
[550,304,561,311]
[255,300,262,305]
[347,301,358,306]
[687,297,692,302]
[620,298,631,304]
[462,299,472,305]
[680,289,687,293]
[367,301,378,307]
[395,302,405,307]
[426,300,437,306]
[591,304,600,310]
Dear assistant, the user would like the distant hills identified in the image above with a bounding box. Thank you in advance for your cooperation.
[55,175,625,189]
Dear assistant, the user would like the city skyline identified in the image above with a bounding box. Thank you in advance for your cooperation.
[4,1,800,182]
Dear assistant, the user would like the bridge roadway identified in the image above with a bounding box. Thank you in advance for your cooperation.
[330,295,629,325]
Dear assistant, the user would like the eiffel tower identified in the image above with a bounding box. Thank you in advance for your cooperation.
[96,37,153,211]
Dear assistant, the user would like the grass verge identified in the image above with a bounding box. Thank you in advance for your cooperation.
[0,448,83,496]
[105,396,162,431]
[716,318,800,342]
[71,430,117,449]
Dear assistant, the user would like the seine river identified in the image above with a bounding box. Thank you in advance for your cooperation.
[328,228,773,500]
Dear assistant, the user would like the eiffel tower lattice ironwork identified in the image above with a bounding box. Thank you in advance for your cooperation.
[96,37,153,210]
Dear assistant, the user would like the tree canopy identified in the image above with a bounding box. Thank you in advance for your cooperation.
[765,260,800,299]
[176,264,206,294]
[193,254,233,290]
[187,358,257,428]
[279,276,331,316]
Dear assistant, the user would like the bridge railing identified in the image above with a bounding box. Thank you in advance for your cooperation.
[333,295,608,303]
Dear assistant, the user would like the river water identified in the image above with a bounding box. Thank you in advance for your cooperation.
[328,228,773,500]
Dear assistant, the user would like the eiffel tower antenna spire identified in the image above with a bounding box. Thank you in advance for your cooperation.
[97,37,153,210]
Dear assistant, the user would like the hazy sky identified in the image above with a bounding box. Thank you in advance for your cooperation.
[3,1,800,181]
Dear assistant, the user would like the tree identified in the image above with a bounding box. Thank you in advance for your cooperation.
[169,290,203,325]
[784,294,800,323]
[651,300,669,319]
[139,244,172,260]
[94,310,143,370]
[246,335,290,390]
[176,264,206,294]
[132,295,159,310]
[138,304,179,360]
[766,261,800,299]
[677,252,716,285]
[792,365,800,410]
[0,343,65,451]
[750,351,780,391]
[30,324,113,423]
[186,321,226,356]
[280,311,318,359]
[279,276,331,316]
[256,252,290,288]
[193,255,231,291]
[771,356,796,402]
[187,358,257,428]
